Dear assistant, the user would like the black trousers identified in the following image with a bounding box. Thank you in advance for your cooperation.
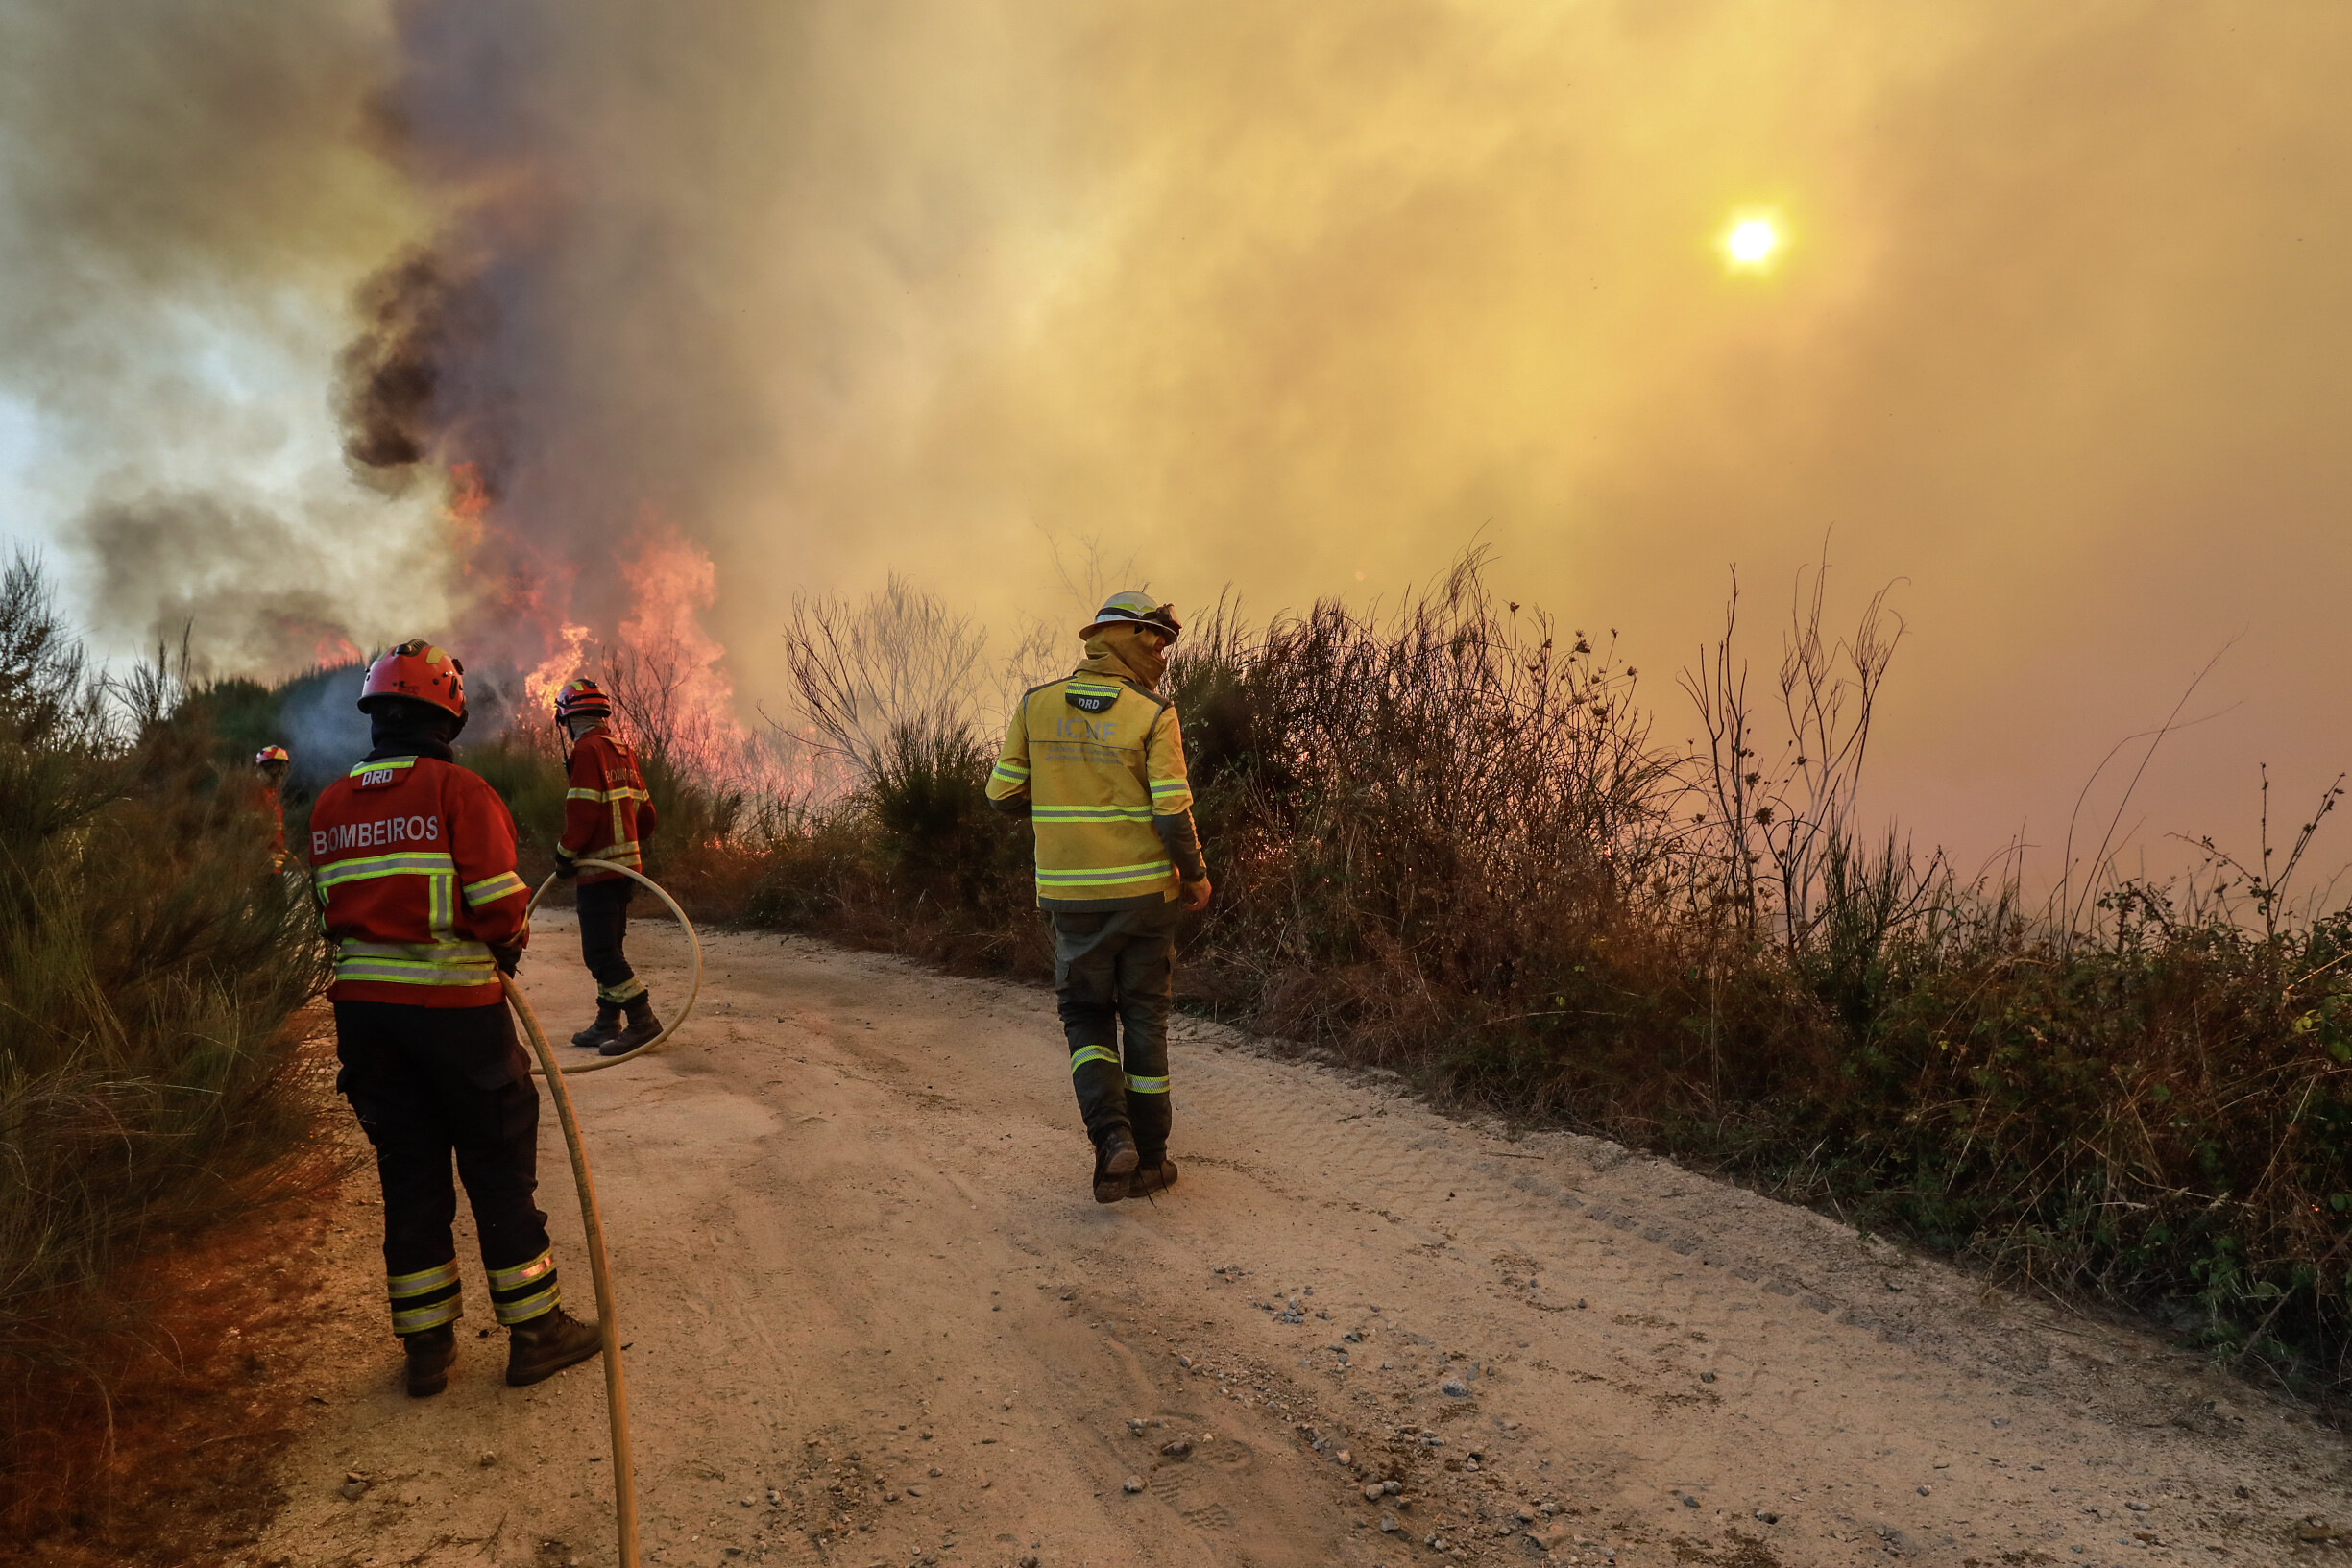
[576,877,643,1005]
[1049,899,1176,1157]
[333,1000,560,1335]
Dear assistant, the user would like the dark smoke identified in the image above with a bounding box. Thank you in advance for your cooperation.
[329,0,788,666]
[338,248,506,486]
[77,493,371,677]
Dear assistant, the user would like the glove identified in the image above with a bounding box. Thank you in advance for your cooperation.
[489,943,523,977]
[554,850,578,881]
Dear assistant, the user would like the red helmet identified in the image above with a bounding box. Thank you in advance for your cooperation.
[554,677,611,722]
[358,639,467,719]
[254,745,290,766]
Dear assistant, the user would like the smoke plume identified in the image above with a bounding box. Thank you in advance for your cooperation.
[7,1,2352,868]
[0,1,441,670]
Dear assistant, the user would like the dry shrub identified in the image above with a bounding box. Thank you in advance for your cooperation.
[0,557,345,1540]
[739,722,1045,977]
[728,553,2352,1398]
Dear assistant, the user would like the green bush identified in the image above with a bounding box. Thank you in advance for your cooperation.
[463,730,570,859]
[0,558,333,1390]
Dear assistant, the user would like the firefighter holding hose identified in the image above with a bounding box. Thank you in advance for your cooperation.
[310,640,604,1398]
[987,591,1211,1202]
[551,678,663,1056]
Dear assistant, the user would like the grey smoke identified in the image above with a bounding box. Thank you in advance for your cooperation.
[272,663,371,792]
[77,492,359,676]
[0,0,432,669]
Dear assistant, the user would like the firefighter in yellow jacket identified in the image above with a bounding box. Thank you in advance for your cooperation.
[987,591,1211,1202]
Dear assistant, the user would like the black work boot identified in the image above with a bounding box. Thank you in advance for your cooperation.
[403,1323,456,1398]
[505,1307,604,1387]
[570,1004,621,1049]
[599,996,662,1056]
[1094,1126,1140,1204]
[1127,1154,1179,1199]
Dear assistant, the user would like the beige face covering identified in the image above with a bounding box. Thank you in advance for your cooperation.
[1081,624,1169,689]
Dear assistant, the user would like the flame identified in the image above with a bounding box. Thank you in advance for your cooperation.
[602,519,747,770]
[618,520,735,713]
[441,471,819,803]
[312,632,365,667]
[523,620,594,719]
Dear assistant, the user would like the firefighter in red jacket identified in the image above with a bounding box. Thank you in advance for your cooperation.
[310,639,602,1398]
[551,678,663,1056]
[253,745,291,870]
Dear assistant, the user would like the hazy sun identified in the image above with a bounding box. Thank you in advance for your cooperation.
[1723,216,1781,271]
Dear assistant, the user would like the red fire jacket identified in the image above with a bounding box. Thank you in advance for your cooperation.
[307,754,532,1006]
[253,779,287,868]
[560,727,657,884]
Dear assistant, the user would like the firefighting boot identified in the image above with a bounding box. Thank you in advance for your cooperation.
[570,1004,621,1049]
[403,1323,457,1398]
[505,1306,604,1387]
[599,996,662,1057]
[1127,1155,1179,1199]
[1093,1126,1140,1204]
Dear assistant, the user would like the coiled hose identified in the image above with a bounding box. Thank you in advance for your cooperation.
[523,861,706,1076]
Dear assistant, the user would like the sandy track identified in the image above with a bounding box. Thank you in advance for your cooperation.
[255,917,2349,1568]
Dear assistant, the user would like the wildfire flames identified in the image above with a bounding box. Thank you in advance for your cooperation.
[427,456,745,761]
[523,621,593,719]
[502,513,747,768]
[341,221,761,778]
[617,520,736,733]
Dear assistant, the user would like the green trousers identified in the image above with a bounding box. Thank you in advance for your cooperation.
[1049,899,1176,1156]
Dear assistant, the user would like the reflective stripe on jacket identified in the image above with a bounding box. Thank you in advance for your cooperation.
[560,727,657,883]
[307,755,530,1006]
[987,673,1195,910]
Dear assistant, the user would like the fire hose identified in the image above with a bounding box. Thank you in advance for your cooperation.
[496,857,706,1568]
[522,860,706,1076]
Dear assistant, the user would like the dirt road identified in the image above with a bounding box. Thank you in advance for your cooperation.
[255,915,2349,1568]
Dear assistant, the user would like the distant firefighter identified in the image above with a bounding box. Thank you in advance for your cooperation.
[552,677,663,1056]
[252,744,291,870]
[309,639,602,1398]
[987,590,1211,1203]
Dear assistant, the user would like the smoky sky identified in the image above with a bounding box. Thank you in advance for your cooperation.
[0,0,439,658]
[6,0,2352,874]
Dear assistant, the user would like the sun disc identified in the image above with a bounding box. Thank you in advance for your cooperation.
[1724,216,1781,270]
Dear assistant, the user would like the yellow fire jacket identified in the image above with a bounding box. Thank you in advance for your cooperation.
[987,668,1202,910]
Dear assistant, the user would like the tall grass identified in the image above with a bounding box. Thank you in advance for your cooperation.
[0,556,337,1529]
[726,556,2352,1400]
